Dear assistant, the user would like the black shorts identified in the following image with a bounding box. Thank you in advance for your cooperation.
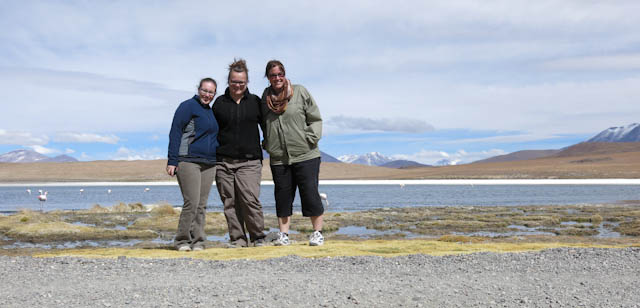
[270,157,323,217]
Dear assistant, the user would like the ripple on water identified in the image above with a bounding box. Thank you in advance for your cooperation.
[334,226,419,238]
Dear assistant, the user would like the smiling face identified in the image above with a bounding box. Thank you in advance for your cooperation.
[267,66,286,91]
[229,71,248,98]
[198,81,216,105]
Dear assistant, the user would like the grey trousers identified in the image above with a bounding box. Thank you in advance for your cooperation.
[216,158,265,244]
[174,161,215,248]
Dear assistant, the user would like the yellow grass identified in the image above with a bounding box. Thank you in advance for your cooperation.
[6,222,157,242]
[33,239,633,261]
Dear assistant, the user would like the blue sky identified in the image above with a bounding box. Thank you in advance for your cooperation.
[1,1,639,164]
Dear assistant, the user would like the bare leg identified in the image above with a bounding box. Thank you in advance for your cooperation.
[278,216,291,234]
[311,215,323,232]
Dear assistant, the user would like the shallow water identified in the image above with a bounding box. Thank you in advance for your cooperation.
[2,184,639,213]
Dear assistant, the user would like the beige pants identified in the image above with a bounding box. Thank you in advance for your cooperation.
[215,158,265,245]
[174,161,215,249]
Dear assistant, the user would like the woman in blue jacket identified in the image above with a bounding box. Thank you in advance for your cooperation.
[167,78,219,251]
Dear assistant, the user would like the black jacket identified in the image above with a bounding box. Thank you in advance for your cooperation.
[212,88,263,160]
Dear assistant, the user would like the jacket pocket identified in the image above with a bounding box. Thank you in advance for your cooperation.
[286,126,311,156]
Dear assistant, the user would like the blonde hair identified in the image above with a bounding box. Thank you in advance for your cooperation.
[228,58,249,82]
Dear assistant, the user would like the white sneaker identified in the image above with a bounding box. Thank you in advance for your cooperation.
[309,231,324,246]
[274,232,290,246]
[177,245,192,252]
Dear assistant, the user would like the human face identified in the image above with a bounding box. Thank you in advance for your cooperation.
[198,81,216,105]
[229,71,248,98]
[267,66,285,91]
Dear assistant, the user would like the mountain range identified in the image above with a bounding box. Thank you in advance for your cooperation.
[473,122,640,164]
[586,123,640,142]
[338,152,429,168]
[2,123,638,166]
[0,149,78,163]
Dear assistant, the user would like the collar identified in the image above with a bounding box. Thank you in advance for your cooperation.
[223,87,250,101]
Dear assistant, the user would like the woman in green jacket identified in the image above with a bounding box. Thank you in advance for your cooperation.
[261,59,324,246]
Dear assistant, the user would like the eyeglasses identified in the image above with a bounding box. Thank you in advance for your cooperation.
[268,72,285,79]
[230,80,247,86]
[199,88,216,95]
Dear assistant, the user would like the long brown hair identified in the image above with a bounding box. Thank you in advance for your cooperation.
[264,60,285,78]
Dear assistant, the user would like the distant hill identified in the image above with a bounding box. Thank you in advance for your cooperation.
[45,154,78,163]
[473,150,561,164]
[261,150,341,163]
[338,152,426,168]
[380,160,430,169]
[0,149,79,163]
[338,152,393,166]
[320,151,341,163]
[550,142,640,157]
[587,123,640,142]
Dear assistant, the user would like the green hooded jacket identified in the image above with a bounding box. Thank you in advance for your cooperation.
[261,84,322,165]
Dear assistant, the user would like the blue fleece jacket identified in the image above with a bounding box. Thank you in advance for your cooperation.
[167,95,219,166]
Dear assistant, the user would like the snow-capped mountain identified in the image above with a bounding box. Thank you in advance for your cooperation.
[587,123,640,142]
[338,152,393,166]
[0,149,49,163]
[0,149,78,163]
[435,159,457,166]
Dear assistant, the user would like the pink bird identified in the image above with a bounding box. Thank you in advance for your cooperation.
[37,191,48,212]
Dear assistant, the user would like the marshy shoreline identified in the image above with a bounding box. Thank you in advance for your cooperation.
[2,201,640,253]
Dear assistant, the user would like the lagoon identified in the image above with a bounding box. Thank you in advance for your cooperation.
[1,180,639,213]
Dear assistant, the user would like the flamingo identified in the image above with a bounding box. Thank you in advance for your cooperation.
[26,189,31,195]
[107,189,112,194]
[144,187,150,192]
[399,183,405,189]
[79,188,84,194]
[37,191,48,212]
[319,193,329,206]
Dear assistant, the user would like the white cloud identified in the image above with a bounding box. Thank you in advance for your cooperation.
[542,53,640,71]
[65,148,75,154]
[29,145,58,155]
[444,133,562,145]
[327,116,434,133]
[0,129,49,146]
[393,149,506,165]
[54,132,120,144]
[1,1,640,157]
[112,147,163,161]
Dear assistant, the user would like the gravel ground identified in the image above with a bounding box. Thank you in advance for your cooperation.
[1,247,639,307]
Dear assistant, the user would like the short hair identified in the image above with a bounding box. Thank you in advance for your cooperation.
[228,58,249,82]
[198,77,217,89]
[265,60,285,77]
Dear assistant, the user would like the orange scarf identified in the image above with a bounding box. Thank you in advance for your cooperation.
[266,79,293,114]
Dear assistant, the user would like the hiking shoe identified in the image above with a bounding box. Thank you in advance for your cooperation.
[177,245,192,252]
[192,246,204,251]
[309,231,324,246]
[225,240,247,248]
[253,238,265,247]
[274,232,290,246]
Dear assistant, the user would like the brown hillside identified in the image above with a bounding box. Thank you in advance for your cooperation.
[2,145,640,182]
[552,142,640,157]
[0,159,407,182]
[473,149,560,163]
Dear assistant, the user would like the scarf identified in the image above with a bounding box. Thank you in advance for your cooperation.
[265,79,293,114]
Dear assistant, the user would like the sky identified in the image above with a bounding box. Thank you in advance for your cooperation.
[1,0,640,165]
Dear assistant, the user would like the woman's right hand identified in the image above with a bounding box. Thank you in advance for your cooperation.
[166,165,178,176]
